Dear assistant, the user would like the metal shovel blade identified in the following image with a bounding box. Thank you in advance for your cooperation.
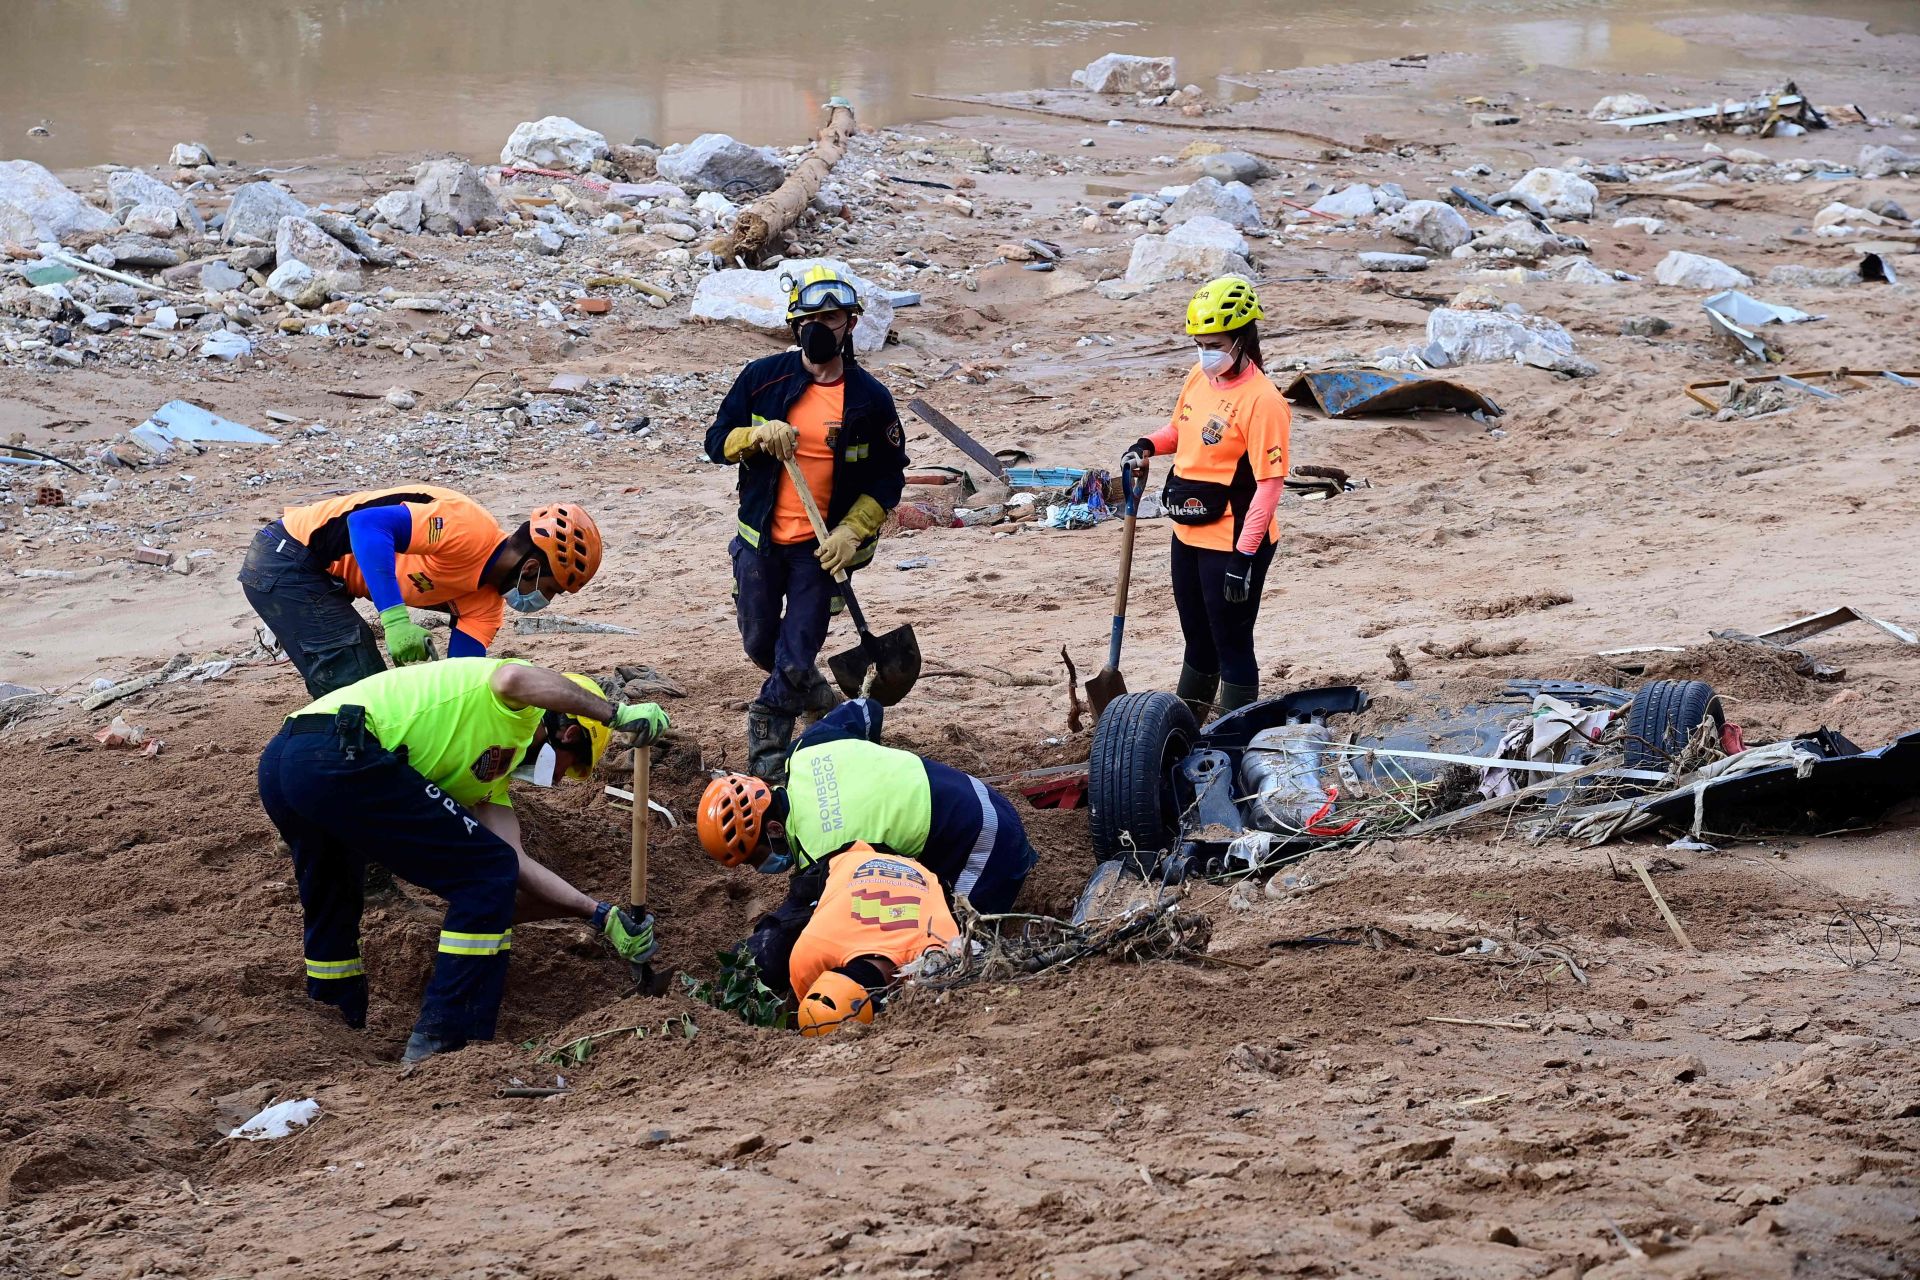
[828,624,922,705]
[1085,666,1126,720]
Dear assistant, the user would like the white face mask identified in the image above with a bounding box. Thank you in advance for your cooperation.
[510,743,558,788]
[1197,347,1234,377]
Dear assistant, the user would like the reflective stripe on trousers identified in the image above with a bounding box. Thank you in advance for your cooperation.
[438,928,513,957]
[305,955,365,980]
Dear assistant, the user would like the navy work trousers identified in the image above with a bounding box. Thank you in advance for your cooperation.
[238,520,386,700]
[257,714,520,1045]
[731,536,846,716]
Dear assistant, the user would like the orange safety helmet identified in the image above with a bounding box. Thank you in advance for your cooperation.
[526,503,602,593]
[797,970,875,1037]
[697,773,774,867]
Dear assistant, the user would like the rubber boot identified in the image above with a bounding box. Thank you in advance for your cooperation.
[746,701,796,786]
[1176,663,1219,722]
[1218,680,1259,714]
[402,1030,467,1064]
[797,667,842,725]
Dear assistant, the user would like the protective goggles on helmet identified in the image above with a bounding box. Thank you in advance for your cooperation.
[792,277,859,316]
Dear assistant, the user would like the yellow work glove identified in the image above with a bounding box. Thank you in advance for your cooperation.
[839,495,887,540]
[752,421,798,461]
[816,523,862,575]
[721,422,797,463]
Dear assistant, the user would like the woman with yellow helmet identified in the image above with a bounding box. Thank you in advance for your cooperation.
[1119,276,1291,717]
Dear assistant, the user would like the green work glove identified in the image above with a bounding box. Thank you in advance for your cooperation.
[752,421,798,461]
[611,701,669,745]
[815,523,863,576]
[377,604,432,666]
[595,902,657,964]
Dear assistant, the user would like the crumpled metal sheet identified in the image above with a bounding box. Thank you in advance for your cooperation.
[1282,369,1504,419]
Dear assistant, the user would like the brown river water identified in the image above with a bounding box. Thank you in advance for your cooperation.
[2,0,1915,169]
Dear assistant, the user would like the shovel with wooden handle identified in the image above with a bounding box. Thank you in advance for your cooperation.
[1086,456,1147,721]
[780,456,922,705]
[628,739,658,995]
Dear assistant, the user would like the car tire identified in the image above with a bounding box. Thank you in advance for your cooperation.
[1623,679,1725,772]
[1090,690,1199,871]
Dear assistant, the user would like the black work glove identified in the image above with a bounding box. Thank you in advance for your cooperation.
[1222,552,1257,604]
[1120,437,1155,473]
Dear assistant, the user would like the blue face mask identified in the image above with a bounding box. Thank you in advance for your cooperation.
[505,585,549,614]
[505,562,550,613]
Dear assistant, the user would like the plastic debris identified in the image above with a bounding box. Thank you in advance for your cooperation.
[1702,290,1820,358]
[227,1098,321,1141]
[1282,369,1503,419]
[128,401,278,455]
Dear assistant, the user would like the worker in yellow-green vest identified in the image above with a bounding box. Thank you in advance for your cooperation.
[256,658,668,1063]
[694,697,1038,990]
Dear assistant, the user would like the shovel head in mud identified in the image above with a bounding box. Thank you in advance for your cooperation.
[1072,858,1182,927]
[1085,665,1126,720]
[828,623,921,705]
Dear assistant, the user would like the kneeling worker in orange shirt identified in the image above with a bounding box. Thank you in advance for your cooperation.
[786,841,959,1036]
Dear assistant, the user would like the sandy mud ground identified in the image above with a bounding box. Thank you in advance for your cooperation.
[2,13,1918,1279]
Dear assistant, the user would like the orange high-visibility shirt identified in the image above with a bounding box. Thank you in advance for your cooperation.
[770,380,845,546]
[788,846,958,1001]
[1165,363,1290,551]
[279,485,509,646]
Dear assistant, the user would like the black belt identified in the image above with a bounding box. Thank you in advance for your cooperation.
[283,705,377,760]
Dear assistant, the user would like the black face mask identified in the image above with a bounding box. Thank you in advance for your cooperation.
[800,320,842,364]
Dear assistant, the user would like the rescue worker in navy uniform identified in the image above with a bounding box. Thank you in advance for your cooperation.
[703,265,908,784]
[696,697,1038,990]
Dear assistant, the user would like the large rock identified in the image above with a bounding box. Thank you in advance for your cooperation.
[655,134,785,195]
[0,159,118,246]
[104,236,182,268]
[413,159,501,234]
[1466,220,1558,261]
[273,215,363,305]
[1508,168,1598,220]
[1357,252,1427,272]
[1426,307,1587,374]
[105,168,205,234]
[690,257,893,354]
[223,181,309,244]
[1124,216,1253,285]
[1194,151,1269,184]
[122,204,180,236]
[1166,177,1262,229]
[1589,93,1656,120]
[370,189,424,234]
[1654,250,1752,290]
[1379,199,1471,252]
[1859,145,1920,179]
[1307,184,1376,219]
[309,210,397,266]
[1076,53,1176,96]
[500,116,609,173]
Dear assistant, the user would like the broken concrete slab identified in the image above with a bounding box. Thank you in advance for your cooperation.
[690,257,893,353]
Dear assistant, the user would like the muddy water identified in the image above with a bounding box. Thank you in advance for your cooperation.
[2,0,1914,168]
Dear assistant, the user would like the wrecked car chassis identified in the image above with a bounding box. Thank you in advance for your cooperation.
[1087,678,1920,877]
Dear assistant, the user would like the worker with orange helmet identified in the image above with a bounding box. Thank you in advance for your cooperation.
[697,697,1037,991]
[784,842,959,1036]
[256,657,669,1063]
[239,484,604,698]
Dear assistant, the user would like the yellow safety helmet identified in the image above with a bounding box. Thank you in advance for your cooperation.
[784,264,863,323]
[552,673,613,780]
[1185,276,1263,335]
